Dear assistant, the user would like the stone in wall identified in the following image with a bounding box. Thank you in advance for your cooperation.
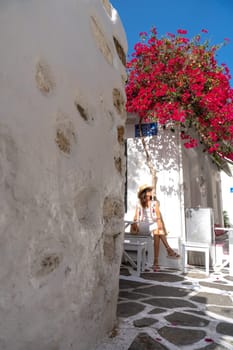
[0,1,127,349]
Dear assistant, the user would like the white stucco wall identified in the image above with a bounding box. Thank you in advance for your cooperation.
[125,116,225,267]
[0,1,127,349]
[125,118,184,268]
[182,146,223,226]
[125,125,183,234]
[221,165,233,226]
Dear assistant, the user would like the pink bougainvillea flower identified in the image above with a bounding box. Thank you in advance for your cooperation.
[205,338,213,342]
[126,26,233,162]
[151,26,157,35]
[177,29,187,34]
[166,32,175,38]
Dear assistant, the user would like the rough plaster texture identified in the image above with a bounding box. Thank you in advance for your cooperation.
[0,1,127,349]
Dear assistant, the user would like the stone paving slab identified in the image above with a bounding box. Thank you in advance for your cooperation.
[117,301,145,317]
[158,326,206,346]
[133,317,158,327]
[119,291,149,300]
[95,265,233,350]
[128,332,169,350]
[148,308,167,314]
[140,272,184,283]
[199,281,233,291]
[216,322,233,336]
[207,306,233,319]
[119,279,151,289]
[190,291,233,306]
[142,297,197,309]
[164,311,209,327]
[133,284,190,297]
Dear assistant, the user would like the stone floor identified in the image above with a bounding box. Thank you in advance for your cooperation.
[95,264,233,350]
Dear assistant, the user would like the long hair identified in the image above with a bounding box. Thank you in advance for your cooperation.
[139,190,152,208]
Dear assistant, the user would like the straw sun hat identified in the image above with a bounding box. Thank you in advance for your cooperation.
[137,184,153,198]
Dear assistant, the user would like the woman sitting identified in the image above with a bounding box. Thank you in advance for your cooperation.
[133,184,180,270]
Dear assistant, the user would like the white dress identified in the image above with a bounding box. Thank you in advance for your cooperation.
[138,204,158,235]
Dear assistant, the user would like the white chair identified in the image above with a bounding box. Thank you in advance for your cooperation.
[182,208,216,276]
[182,241,210,276]
[214,227,233,276]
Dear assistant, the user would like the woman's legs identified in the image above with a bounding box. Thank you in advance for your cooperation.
[159,235,180,258]
[153,231,180,268]
[153,232,160,267]
[159,235,171,250]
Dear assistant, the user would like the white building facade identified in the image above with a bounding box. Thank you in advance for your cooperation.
[125,116,226,267]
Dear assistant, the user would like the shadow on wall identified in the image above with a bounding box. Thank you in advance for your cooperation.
[127,125,181,198]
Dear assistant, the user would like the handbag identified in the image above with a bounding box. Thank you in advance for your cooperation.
[130,222,139,234]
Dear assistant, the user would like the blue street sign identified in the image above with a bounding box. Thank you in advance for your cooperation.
[135,122,158,137]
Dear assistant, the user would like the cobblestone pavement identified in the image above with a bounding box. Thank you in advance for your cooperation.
[95,264,233,350]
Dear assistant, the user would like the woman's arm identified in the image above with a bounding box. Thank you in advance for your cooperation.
[130,204,140,234]
[133,204,139,222]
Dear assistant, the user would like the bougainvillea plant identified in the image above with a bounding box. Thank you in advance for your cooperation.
[126,28,233,163]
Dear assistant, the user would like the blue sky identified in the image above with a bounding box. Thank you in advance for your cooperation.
[111,0,233,85]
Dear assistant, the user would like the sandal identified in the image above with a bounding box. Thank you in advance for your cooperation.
[152,265,160,272]
[167,249,180,259]
[153,259,160,271]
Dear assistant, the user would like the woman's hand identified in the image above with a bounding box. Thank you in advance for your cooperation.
[131,222,138,230]
[130,222,139,234]
[157,218,163,230]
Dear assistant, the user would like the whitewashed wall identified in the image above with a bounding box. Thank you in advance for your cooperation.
[221,165,233,226]
[0,1,127,349]
[125,116,224,266]
[125,118,184,268]
[182,146,223,225]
